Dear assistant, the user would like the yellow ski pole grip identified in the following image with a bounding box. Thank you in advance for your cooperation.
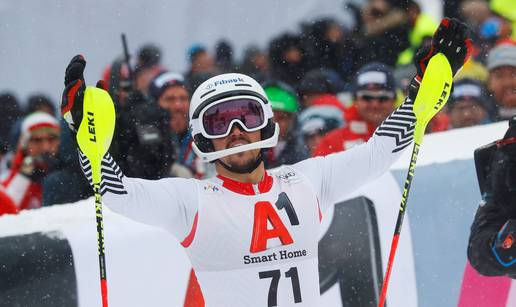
[76,86,116,184]
[412,53,453,144]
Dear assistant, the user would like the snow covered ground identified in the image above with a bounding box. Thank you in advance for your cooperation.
[0,199,192,307]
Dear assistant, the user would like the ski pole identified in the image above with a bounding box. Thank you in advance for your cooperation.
[76,87,116,307]
[378,142,420,307]
[378,53,452,307]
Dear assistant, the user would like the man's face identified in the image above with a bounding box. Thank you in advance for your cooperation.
[305,132,324,155]
[159,86,190,134]
[252,53,269,71]
[284,47,302,64]
[25,131,60,158]
[301,94,318,108]
[355,90,396,127]
[448,99,488,128]
[488,66,516,108]
[273,110,294,140]
[212,124,262,171]
[192,51,214,73]
[362,0,389,24]
[326,24,343,43]
[135,66,161,95]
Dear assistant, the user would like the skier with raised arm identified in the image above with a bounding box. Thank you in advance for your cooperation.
[62,18,470,306]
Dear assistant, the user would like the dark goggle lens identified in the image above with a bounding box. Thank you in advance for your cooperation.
[360,95,392,103]
[203,99,265,136]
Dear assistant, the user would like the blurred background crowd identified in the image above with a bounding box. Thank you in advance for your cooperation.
[0,0,515,214]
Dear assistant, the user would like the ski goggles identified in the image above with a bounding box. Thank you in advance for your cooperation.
[356,90,395,103]
[198,96,270,138]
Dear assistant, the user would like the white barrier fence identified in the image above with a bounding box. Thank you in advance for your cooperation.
[0,121,508,307]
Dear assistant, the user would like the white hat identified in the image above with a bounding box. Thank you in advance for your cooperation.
[20,112,60,148]
[487,44,516,70]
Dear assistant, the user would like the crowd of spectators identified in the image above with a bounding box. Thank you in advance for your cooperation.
[0,0,515,216]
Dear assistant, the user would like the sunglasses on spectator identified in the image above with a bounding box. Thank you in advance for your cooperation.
[357,90,395,103]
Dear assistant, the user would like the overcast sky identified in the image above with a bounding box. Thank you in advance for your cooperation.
[0,0,441,104]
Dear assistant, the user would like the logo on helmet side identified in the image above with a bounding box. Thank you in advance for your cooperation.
[205,77,245,90]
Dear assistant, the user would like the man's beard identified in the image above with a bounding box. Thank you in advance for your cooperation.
[228,153,259,169]
[218,150,263,174]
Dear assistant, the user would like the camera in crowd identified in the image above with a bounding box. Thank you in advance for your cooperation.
[469,116,516,277]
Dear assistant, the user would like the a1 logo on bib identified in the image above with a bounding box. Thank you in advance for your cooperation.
[249,192,300,253]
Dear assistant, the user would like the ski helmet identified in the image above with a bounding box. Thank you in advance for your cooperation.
[263,80,299,113]
[189,73,279,163]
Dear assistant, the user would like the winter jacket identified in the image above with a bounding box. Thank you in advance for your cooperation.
[0,186,18,216]
[468,198,516,277]
[0,151,42,213]
[113,92,175,180]
[170,132,205,179]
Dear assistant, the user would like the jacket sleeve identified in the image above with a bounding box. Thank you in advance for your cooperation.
[78,150,199,242]
[292,97,416,212]
[468,200,516,278]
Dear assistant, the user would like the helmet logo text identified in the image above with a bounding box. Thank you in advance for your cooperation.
[205,77,245,90]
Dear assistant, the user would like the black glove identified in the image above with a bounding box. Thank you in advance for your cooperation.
[61,55,107,132]
[414,17,472,79]
[61,55,86,132]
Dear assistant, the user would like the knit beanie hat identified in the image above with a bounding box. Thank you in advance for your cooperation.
[19,112,60,148]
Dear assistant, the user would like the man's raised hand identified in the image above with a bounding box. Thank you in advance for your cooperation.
[415,18,473,80]
[61,55,86,132]
[61,55,108,132]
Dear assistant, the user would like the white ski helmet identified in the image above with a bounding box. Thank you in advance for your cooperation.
[189,73,279,162]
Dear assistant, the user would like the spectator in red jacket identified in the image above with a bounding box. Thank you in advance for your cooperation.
[314,62,397,156]
[0,185,17,215]
[0,112,60,215]
[298,68,346,113]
